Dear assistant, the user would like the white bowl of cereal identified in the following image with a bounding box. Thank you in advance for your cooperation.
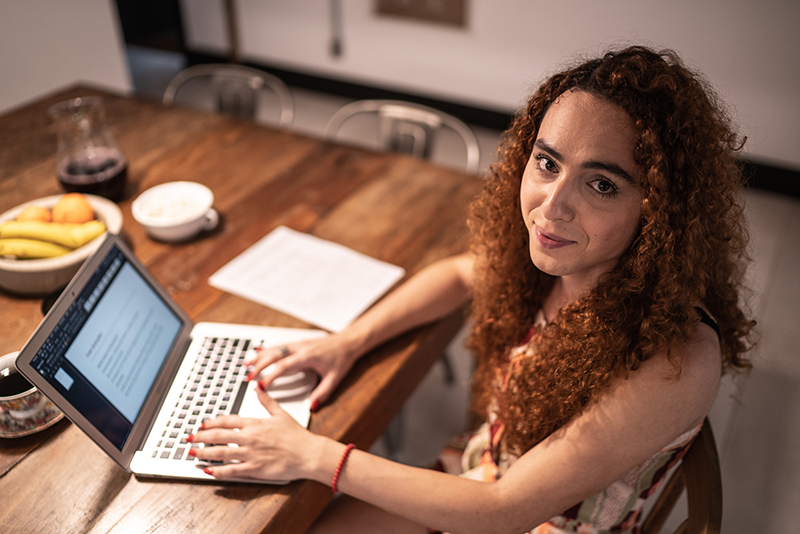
[132,181,219,243]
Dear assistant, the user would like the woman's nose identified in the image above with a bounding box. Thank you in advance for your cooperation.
[540,176,576,222]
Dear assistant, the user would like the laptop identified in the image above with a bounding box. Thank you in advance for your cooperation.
[15,233,326,482]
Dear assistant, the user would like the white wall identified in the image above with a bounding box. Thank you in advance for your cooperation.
[0,0,131,114]
[181,0,800,170]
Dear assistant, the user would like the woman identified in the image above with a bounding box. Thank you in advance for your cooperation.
[190,46,754,533]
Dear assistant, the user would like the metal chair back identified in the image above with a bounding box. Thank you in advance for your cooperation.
[163,64,294,127]
[324,99,481,174]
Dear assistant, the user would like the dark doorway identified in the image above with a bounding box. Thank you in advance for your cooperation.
[115,0,184,52]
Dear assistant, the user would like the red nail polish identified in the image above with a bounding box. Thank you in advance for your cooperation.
[258,380,267,391]
[246,372,254,382]
[310,400,320,413]
[188,448,197,457]
[186,434,194,443]
[199,422,206,430]
[204,467,213,475]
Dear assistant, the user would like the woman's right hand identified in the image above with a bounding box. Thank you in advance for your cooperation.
[245,254,474,411]
[245,332,363,411]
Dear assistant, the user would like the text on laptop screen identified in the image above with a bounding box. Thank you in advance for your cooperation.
[29,245,182,450]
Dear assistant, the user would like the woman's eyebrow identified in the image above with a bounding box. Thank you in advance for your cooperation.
[534,139,637,185]
[584,160,638,185]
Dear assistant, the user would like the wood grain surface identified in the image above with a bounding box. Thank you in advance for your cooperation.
[0,85,480,533]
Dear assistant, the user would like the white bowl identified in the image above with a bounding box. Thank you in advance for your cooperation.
[0,195,123,296]
[132,181,218,242]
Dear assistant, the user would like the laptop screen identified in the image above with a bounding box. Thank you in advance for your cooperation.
[27,244,182,450]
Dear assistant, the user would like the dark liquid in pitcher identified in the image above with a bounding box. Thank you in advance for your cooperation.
[0,367,33,397]
[57,148,127,201]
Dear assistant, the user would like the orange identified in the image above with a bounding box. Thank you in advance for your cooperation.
[16,205,52,222]
[52,193,95,224]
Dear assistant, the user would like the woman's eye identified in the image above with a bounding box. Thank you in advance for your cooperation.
[536,155,557,173]
[590,178,618,196]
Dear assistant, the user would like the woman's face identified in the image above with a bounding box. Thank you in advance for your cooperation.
[520,90,644,289]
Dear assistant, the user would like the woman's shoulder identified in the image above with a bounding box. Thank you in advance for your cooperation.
[499,317,722,522]
[626,306,722,430]
[658,305,721,384]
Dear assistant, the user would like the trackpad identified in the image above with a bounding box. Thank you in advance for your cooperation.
[236,371,317,428]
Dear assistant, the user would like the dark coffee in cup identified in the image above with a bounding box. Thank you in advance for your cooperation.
[0,365,33,397]
[1,352,62,436]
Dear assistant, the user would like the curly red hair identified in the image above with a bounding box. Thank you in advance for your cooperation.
[468,46,755,454]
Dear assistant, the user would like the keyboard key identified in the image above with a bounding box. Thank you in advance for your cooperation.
[149,335,256,462]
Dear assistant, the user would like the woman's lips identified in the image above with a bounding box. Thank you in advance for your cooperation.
[534,224,575,249]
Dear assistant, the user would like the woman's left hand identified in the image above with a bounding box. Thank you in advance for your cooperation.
[188,385,324,482]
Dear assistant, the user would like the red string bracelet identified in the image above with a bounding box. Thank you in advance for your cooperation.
[331,443,356,494]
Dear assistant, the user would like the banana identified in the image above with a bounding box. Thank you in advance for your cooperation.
[0,238,72,259]
[68,220,107,247]
[0,220,106,248]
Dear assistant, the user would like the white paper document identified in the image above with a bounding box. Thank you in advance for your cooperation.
[209,226,405,332]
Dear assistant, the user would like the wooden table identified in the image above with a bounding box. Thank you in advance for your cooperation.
[0,85,480,533]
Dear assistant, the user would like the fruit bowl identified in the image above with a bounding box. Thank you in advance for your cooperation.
[0,195,123,296]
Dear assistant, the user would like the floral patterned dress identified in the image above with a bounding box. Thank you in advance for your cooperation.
[434,311,703,534]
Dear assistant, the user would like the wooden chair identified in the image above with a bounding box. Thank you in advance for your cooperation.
[642,419,723,534]
[323,99,481,174]
[163,64,294,127]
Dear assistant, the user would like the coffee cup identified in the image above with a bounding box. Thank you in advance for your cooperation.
[0,352,62,437]
[131,181,219,242]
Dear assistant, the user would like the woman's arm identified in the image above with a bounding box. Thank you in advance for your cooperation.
[193,322,721,534]
[250,253,475,406]
[327,331,721,533]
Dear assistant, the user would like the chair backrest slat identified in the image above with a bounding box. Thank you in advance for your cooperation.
[163,64,294,128]
[642,419,722,534]
[324,99,481,174]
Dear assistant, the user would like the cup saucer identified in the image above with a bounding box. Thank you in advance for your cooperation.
[0,402,64,439]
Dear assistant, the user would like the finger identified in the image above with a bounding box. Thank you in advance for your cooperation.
[190,428,242,447]
[247,342,303,380]
[199,414,245,430]
[190,416,247,445]
[245,352,283,381]
[254,385,288,416]
[307,372,340,410]
[260,342,294,361]
[245,341,297,377]
[254,357,309,390]
[190,442,239,462]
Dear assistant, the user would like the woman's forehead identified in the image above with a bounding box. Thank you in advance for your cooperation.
[536,91,641,179]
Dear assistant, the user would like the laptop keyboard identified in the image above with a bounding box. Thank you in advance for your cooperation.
[149,336,251,462]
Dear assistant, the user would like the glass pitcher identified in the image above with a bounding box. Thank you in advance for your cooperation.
[48,96,128,201]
